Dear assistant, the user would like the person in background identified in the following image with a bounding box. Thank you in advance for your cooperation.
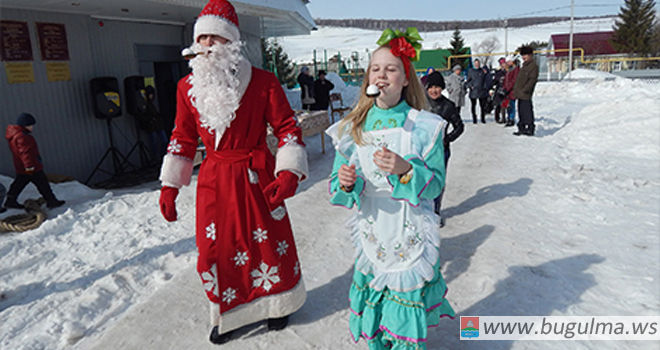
[4,113,65,209]
[420,66,435,86]
[466,59,488,124]
[492,57,508,124]
[445,64,466,116]
[425,71,464,227]
[513,46,539,136]
[143,86,169,161]
[0,183,6,213]
[502,55,520,127]
[311,70,335,111]
[297,66,315,110]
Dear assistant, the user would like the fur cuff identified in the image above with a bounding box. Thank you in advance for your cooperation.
[275,143,309,181]
[159,154,194,188]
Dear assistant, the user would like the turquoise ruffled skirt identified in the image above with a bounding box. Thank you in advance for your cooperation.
[348,261,455,350]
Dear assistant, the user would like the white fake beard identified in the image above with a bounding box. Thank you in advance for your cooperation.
[188,41,243,139]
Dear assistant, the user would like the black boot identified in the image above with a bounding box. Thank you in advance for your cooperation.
[4,196,24,209]
[46,199,65,209]
[209,326,233,345]
[267,316,289,331]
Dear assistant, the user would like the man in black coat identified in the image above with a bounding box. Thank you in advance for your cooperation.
[425,71,464,226]
[311,70,334,111]
[513,46,539,136]
[297,66,315,110]
[466,59,489,124]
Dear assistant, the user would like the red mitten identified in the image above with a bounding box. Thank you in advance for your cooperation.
[159,186,179,222]
[263,171,299,207]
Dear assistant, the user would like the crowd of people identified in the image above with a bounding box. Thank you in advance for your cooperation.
[431,46,539,136]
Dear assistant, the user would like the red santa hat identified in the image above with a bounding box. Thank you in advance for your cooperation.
[193,0,240,43]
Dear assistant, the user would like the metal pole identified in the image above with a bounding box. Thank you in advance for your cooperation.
[568,0,575,79]
[504,19,508,56]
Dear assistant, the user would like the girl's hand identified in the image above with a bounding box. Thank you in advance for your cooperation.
[338,164,357,187]
[373,147,412,175]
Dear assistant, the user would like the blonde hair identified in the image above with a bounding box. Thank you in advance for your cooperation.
[339,46,428,145]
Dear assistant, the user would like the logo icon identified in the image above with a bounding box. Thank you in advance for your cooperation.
[461,316,480,338]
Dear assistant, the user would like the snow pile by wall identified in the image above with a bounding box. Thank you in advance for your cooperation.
[562,68,624,81]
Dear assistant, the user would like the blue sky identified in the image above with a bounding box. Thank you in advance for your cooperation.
[306,1,659,21]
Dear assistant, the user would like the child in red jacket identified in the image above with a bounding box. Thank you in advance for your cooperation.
[4,113,65,209]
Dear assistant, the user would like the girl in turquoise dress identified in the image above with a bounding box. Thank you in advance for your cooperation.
[326,28,455,349]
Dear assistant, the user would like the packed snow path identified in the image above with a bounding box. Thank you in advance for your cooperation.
[1,77,658,350]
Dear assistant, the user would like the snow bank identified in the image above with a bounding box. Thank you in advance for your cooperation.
[277,17,617,65]
[0,176,198,349]
[562,68,623,81]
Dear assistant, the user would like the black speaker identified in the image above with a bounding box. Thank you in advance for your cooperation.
[90,77,121,119]
[124,75,148,117]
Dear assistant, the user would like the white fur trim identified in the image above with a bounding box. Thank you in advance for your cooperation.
[275,143,309,181]
[159,154,194,188]
[214,56,252,149]
[194,15,240,43]
[211,278,306,333]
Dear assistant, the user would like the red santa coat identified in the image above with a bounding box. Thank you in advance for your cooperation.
[161,66,307,333]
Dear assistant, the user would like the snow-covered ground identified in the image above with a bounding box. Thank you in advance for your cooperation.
[1,73,658,349]
[277,17,617,67]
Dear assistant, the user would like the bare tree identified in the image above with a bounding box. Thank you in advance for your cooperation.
[476,36,501,66]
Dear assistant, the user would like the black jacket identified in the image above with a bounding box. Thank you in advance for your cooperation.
[428,95,464,147]
[311,78,334,110]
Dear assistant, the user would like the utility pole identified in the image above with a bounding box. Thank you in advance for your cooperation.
[504,19,508,56]
[568,0,575,79]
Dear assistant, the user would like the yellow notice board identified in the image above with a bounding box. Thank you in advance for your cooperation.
[45,61,71,82]
[4,62,35,84]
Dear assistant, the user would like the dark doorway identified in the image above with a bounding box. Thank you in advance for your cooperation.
[154,61,186,137]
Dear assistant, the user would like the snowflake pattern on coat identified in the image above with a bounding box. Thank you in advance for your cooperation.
[233,251,249,267]
[293,261,300,276]
[205,222,216,240]
[253,227,268,243]
[282,133,298,146]
[251,262,280,292]
[276,240,289,256]
[200,119,215,135]
[167,139,182,154]
[222,287,237,305]
[201,264,219,297]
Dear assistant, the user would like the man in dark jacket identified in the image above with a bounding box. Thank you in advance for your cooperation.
[513,46,539,136]
[4,113,65,209]
[466,59,489,124]
[492,57,508,123]
[425,71,464,227]
[311,70,334,111]
[297,66,315,110]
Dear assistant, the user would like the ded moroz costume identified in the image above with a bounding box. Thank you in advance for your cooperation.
[158,0,308,343]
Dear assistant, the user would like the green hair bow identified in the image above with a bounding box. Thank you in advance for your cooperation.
[376,27,423,62]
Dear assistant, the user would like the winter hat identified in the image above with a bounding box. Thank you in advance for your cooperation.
[16,113,36,127]
[505,55,516,62]
[193,0,240,43]
[519,46,534,55]
[425,71,445,89]
[452,64,462,72]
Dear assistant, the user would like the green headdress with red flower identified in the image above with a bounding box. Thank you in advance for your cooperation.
[376,27,423,77]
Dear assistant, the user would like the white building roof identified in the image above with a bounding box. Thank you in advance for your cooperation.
[0,0,315,37]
